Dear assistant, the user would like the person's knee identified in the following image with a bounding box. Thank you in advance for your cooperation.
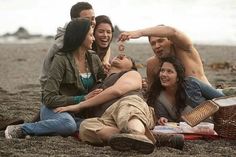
[222,87,236,96]
[79,120,96,142]
[58,117,77,135]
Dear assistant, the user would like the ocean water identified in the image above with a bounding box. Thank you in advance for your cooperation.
[1,0,236,45]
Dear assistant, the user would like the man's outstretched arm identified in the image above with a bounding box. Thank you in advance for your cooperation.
[118,25,193,51]
[54,70,142,113]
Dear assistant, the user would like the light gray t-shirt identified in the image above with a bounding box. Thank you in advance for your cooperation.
[39,24,66,89]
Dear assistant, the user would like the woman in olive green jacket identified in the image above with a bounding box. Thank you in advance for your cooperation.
[5,18,106,139]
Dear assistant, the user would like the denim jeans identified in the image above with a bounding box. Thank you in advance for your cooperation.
[22,104,84,136]
[184,76,225,108]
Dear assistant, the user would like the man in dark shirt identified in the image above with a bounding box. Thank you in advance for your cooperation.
[55,54,184,154]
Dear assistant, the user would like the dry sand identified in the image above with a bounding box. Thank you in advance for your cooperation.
[0,42,236,157]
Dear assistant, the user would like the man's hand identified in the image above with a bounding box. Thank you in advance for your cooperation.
[118,31,142,42]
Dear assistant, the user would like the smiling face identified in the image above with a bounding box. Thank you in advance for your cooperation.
[159,62,178,88]
[94,23,113,49]
[149,36,172,59]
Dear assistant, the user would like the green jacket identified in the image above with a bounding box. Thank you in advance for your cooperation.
[42,50,105,108]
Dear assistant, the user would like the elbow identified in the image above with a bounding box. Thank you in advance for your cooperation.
[161,25,181,40]
[111,89,125,98]
[166,26,178,38]
[42,95,53,108]
[42,92,57,108]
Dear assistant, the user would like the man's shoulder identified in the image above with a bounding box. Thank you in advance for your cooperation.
[53,52,67,61]
[146,56,159,65]
[123,70,142,78]
[112,70,140,79]
[128,69,140,74]
[55,23,67,39]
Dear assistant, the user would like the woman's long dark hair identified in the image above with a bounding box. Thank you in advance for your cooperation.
[147,57,186,117]
[60,18,91,53]
[92,15,114,60]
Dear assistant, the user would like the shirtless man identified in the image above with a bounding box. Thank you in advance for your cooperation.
[118,25,211,86]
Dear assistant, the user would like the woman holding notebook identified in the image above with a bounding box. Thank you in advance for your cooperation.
[146,57,224,125]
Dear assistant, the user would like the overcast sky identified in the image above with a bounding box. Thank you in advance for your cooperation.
[1,0,236,45]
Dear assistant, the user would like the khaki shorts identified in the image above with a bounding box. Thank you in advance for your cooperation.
[79,95,155,144]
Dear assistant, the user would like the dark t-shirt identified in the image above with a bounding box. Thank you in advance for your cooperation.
[81,70,142,118]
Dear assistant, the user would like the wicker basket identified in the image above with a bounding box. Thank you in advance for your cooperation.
[181,100,219,127]
[213,96,236,139]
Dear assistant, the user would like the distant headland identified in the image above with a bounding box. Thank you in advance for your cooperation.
[0,25,122,43]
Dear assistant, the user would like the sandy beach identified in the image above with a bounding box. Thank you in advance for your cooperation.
[0,42,236,157]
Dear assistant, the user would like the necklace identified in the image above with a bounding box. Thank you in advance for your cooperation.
[83,59,91,93]
[84,58,89,74]
[75,56,91,92]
